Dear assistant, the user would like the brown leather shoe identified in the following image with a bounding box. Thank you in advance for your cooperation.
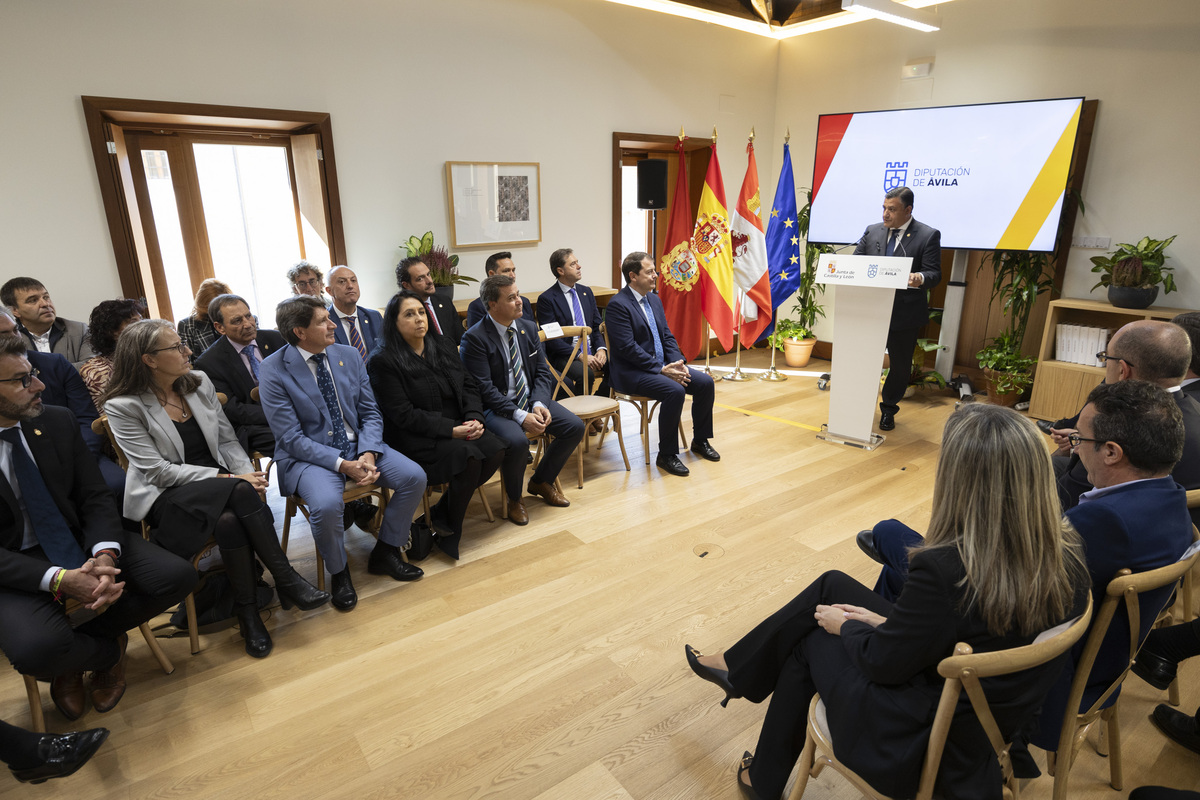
[528,480,570,507]
[50,672,86,721]
[89,633,128,714]
[506,499,529,525]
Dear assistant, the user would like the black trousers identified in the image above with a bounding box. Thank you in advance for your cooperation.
[484,400,585,501]
[882,325,920,417]
[0,536,197,677]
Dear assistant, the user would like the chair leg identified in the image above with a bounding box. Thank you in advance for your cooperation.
[477,485,495,523]
[679,421,688,450]
[787,730,818,800]
[612,411,630,471]
[138,622,174,674]
[185,592,201,655]
[641,403,651,465]
[1050,747,1072,800]
[22,675,45,733]
[1168,676,1181,706]
[1103,703,1123,790]
[281,498,296,554]
[576,441,584,489]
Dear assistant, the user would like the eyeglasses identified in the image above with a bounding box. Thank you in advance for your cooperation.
[294,278,321,289]
[0,368,40,389]
[1067,432,1106,448]
[1096,351,1133,367]
[151,342,190,355]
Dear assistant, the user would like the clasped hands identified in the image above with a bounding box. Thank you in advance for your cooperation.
[60,554,125,610]
[339,452,380,486]
[453,419,486,440]
[521,406,553,435]
[814,603,887,636]
[661,360,691,386]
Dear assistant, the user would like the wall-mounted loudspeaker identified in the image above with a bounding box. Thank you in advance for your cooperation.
[636,159,668,210]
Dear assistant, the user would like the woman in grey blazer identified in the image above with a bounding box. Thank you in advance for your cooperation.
[103,320,328,659]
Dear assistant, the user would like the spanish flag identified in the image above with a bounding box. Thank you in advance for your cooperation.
[657,140,704,360]
[693,143,736,352]
[731,140,773,345]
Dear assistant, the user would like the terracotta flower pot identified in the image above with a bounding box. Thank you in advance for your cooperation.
[983,368,1022,407]
[783,337,816,367]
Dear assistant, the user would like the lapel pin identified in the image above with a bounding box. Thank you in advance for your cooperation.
[338,360,344,367]
[33,429,41,436]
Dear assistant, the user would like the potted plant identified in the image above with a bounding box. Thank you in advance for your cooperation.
[401,231,476,300]
[975,249,1055,404]
[977,332,1037,407]
[1089,235,1178,309]
[767,318,817,367]
[766,192,832,368]
[907,338,947,395]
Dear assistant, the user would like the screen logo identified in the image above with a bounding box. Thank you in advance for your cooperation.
[884,161,908,192]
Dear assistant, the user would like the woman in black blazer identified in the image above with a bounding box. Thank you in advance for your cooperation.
[686,405,1091,800]
[368,291,506,560]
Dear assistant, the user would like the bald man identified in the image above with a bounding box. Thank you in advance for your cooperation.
[326,266,383,363]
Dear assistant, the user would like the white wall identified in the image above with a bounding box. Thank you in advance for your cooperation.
[0,0,780,322]
[772,0,1200,339]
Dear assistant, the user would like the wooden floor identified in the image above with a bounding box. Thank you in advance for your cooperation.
[3,349,1198,799]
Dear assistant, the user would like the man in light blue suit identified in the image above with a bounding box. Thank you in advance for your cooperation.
[326,266,383,364]
[259,296,425,611]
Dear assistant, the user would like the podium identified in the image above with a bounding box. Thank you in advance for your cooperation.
[815,253,911,450]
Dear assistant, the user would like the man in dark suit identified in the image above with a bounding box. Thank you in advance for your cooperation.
[606,252,718,478]
[535,248,609,402]
[0,336,196,721]
[259,296,426,610]
[396,256,463,345]
[465,252,533,328]
[193,294,285,457]
[852,186,942,431]
[460,274,584,525]
[0,278,94,368]
[1172,311,1200,401]
[326,266,383,363]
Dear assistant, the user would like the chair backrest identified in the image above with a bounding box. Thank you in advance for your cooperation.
[1187,488,1200,508]
[537,324,589,399]
[913,596,1094,799]
[215,391,228,406]
[92,414,130,471]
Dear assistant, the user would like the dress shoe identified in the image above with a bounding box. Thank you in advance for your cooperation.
[685,645,737,707]
[11,727,110,784]
[690,439,721,462]
[737,751,763,800]
[330,568,358,611]
[235,604,273,659]
[274,573,331,612]
[856,529,885,565]
[656,453,690,477]
[90,632,128,714]
[879,412,896,431]
[1133,646,1179,691]
[1036,418,1056,435]
[433,532,462,560]
[238,508,331,612]
[528,480,570,507]
[351,499,379,531]
[1150,703,1200,755]
[49,672,86,721]
[506,499,529,526]
[367,544,424,581]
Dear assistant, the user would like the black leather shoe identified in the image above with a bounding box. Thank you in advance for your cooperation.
[685,645,737,707]
[235,604,273,659]
[656,453,690,476]
[879,412,896,431]
[856,529,884,565]
[433,532,462,560]
[11,728,110,784]
[1150,703,1200,755]
[1133,647,1179,691]
[690,439,721,462]
[737,751,763,800]
[351,499,379,531]
[368,544,424,581]
[330,568,357,611]
[1036,419,1055,435]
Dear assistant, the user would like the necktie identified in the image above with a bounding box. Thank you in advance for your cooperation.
[0,428,87,569]
[885,228,899,257]
[312,353,354,459]
[345,315,368,362]
[425,299,443,335]
[506,328,530,411]
[569,288,589,356]
[640,297,664,366]
[242,343,260,383]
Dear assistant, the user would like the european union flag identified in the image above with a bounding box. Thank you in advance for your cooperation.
[757,142,803,342]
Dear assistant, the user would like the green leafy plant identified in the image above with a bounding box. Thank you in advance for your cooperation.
[1089,235,1178,293]
[766,318,813,351]
[973,250,1055,395]
[977,331,1037,395]
[910,338,947,389]
[771,190,832,348]
[401,231,476,287]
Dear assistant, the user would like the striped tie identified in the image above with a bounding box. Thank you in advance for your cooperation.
[346,315,368,362]
[507,327,530,411]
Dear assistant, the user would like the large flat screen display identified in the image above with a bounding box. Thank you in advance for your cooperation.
[808,97,1083,252]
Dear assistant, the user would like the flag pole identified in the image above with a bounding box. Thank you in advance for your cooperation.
[725,291,748,381]
[759,304,788,381]
[703,124,717,377]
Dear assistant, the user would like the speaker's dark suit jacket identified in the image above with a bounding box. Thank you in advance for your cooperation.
[193,330,286,455]
[329,304,384,356]
[535,282,605,363]
[853,218,942,330]
[460,316,554,419]
[466,295,533,330]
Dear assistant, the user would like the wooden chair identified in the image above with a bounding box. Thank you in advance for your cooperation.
[788,596,1093,800]
[537,325,630,487]
[21,602,174,733]
[244,386,269,471]
[1048,542,1200,800]
[599,322,687,465]
[420,482,496,527]
[1153,510,1199,707]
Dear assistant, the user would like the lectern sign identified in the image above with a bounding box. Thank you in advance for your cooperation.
[816,254,911,289]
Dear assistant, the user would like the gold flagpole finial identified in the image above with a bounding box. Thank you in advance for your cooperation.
[749,127,755,143]
[785,127,791,145]
[712,126,718,143]
[678,125,685,142]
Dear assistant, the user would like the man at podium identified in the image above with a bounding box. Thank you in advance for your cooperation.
[852,186,941,431]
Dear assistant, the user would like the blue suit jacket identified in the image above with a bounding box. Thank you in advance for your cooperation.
[535,282,604,363]
[28,350,104,459]
[604,286,683,394]
[459,316,553,419]
[466,295,532,329]
[258,342,386,496]
[853,217,942,330]
[329,304,384,357]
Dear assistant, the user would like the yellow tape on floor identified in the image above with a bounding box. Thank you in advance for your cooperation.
[715,403,823,432]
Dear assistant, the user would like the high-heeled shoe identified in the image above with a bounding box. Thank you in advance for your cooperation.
[737,751,762,800]
[224,546,273,658]
[685,644,738,707]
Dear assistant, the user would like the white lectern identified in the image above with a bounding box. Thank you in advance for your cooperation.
[815,253,912,450]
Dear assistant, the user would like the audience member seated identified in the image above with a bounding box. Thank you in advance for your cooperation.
[367,291,506,559]
[0,335,196,721]
[535,247,609,404]
[175,278,230,363]
[259,296,426,611]
[686,404,1089,800]
[465,251,533,328]
[193,294,284,457]
[605,251,718,477]
[396,256,462,345]
[326,265,382,363]
[79,299,145,413]
[0,719,109,784]
[861,380,1193,769]
[460,275,584,526]
[103,320,329,659]
[0,277,94,368]
[1172,311,1200,401]
[287,260,328,305]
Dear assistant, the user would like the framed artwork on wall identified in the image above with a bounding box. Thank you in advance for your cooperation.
[445,161,541,248]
